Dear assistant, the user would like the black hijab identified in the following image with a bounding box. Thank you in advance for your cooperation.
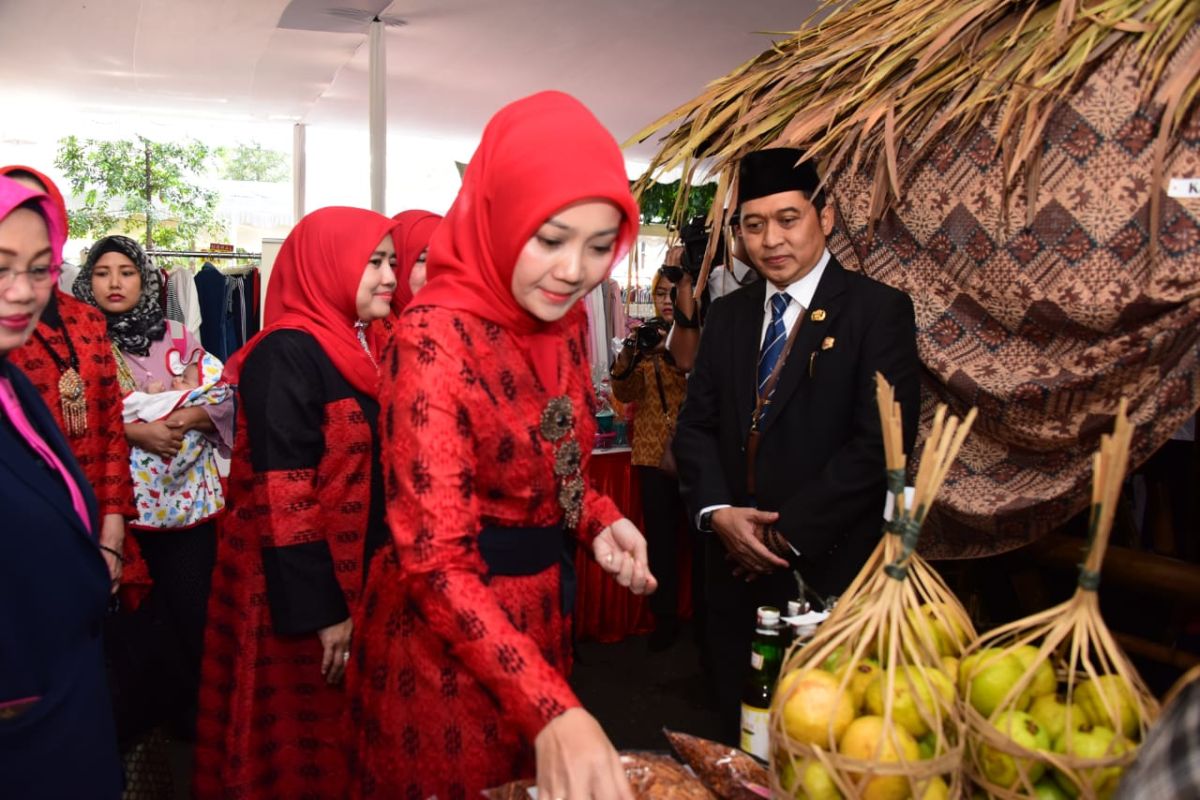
[73,235,166,357]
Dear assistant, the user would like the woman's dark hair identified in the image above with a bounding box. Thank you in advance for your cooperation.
[4,169,49,193]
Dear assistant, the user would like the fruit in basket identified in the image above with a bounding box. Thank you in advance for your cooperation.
[911,602,970,656]
[822,646,849,673]
[917,732,937,759]
[918,775,949,800]
[836,660,881,712]
[1077,675,1139,739]
[940,656,959,680]
[979,709,1050,788]
[864,666,954,738]
[838,716,920,800]
[960,649,1029,717]
[778,669,856,746]
[1033,778,1072,800]
[1029,693,1087,744]
[1012,645,1058,700]
[1052,722,1129,798]
[779,758,842,800]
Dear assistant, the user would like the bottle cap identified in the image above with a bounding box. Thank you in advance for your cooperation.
[757,606,781,627]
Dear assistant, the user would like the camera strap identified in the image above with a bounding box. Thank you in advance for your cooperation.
[746,317,803,496]
[650,355,672,422]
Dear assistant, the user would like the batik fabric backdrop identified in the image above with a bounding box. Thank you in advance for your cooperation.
[828,43,1200,558]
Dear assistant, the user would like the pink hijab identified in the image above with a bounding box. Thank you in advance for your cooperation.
[0,175,67,267]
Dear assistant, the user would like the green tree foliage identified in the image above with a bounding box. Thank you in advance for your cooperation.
[216,142,289,183]
[55,135,220,249]
[636,179,718,225]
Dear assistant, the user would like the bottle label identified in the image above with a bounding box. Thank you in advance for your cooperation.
[740,703,770,760]
[750,651,764,671]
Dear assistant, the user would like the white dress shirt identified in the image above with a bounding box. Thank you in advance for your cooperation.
[707,256,759,300]
[758,248,830,345]
[697,248,833,534]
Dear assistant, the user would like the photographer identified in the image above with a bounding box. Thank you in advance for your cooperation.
[611,265,689,650]
[666,214,758,372]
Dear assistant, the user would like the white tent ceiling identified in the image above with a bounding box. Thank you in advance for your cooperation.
[0,0,816,161]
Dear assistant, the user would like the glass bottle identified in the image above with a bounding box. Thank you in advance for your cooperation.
[739,606,783,761]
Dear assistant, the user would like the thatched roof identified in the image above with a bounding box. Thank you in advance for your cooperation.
[631,0,1200,245]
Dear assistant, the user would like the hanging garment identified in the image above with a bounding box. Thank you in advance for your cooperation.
[165,269,203,340]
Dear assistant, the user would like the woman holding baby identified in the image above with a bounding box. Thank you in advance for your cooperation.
[73,234,234,742]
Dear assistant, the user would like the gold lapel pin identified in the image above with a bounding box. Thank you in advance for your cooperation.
[822,336,836,350]
[810,309,827,322]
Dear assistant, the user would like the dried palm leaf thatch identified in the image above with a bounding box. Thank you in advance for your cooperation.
[630,0,1199,273]
[959,400,1160,799]
[767,375,977,798]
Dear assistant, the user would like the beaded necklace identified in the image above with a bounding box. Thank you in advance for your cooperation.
[31,327,88,436]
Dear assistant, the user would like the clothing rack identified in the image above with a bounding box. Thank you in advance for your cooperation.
[146,250,262,261]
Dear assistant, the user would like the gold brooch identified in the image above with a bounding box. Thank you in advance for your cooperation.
[554,439,582,477]
[558,475,585,529]
[540,395,583,529]
[810,309,827,322]
[540,395,574,441]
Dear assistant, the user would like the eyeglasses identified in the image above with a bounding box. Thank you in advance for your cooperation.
[0,265,56,289]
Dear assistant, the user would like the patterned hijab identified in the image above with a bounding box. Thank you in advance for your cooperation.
[73,235,166,357]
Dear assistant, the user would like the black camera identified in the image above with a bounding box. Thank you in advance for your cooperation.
[661,214,728,285]
[634,318,671,352]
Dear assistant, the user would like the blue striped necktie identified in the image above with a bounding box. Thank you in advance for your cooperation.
[758,292,792,395]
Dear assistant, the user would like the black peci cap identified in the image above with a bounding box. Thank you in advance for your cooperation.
[737,148,821,206]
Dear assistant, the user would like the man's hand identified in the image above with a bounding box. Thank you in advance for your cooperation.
[710,507,789,577]
[674,271,696,319]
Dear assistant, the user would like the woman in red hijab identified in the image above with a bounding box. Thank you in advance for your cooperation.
[368,208,441,353]
[193,206,399,800]
[390,208,441,309]
[2,165,136,592]
[349,91,656,799]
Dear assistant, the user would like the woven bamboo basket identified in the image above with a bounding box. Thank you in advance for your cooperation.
[960,400,1160,799]
[768,375,977,799]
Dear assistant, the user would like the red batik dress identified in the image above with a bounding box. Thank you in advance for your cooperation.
[349,306,623,799]
[194,329,386,799]
[9,290,135,520]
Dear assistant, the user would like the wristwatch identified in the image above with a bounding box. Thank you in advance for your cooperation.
[698,509,716,532]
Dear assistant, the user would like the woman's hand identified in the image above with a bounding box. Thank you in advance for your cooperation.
[166,406,215,434]
[535,708,633,800]
[99,513,126,592]
[593,518,657,596]
[125,420,185,459]
[317,617,353,685]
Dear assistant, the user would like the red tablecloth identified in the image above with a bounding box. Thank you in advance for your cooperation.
[574,450,692,643]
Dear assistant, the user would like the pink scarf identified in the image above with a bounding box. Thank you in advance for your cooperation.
[0,377,92,534]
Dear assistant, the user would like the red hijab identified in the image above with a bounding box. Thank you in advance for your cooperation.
[0,165,69,243]
[224,206,399,398]
[416,91,640,390]
[388,209,442,315]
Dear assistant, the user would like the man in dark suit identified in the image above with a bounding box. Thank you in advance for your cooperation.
[672,148,920,740]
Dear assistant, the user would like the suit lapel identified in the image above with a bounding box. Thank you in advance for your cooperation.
[0,362,99,539]
[734,281,767,443]
[759,258,848,435]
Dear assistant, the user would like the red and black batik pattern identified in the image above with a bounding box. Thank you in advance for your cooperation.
[10,291,135,518]
[194,329,384,800]
[348,307,622,799]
